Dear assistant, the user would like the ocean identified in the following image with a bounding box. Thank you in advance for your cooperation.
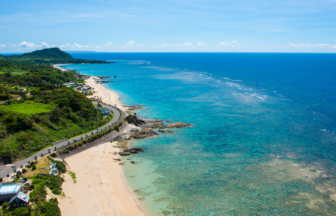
[64,53,336,215]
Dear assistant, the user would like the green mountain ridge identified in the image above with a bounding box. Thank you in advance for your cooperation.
[0,47,108,64]
[21,47,74,59]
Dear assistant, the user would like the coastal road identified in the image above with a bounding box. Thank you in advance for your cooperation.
[0,103,126,179]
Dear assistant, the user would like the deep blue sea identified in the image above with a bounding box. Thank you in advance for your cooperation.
[64,53,336,215]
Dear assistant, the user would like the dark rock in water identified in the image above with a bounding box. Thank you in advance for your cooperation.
[131,161,137,164]
[166,122,191,128]
[131,148,144,152]
[126,115,145,126]
[166,119,172,122]
[127,105,142,111]
[119,152,131,156]
[114,76,117,77]
[129,148,144,154]
[162,211,171,215]
[143,119,165,129]
[123,148,144,154]
[97,76,111,79]
[130,129,158,139]
[158,129,175,134]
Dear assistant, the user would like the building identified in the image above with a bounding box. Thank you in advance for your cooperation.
[49,163,58,175]
[0,184,23,202]
[8,192,30,209]
[97,107,109,116]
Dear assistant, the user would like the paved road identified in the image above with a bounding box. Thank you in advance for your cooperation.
[0,103,126,178]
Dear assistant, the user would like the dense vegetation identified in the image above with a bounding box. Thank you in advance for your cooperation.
[0,59,77,85]
[0,47,107,64]
[0,48,113,162]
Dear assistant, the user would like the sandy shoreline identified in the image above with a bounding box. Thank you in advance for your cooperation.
[53,64,69,71]
[58,77,143,215]
[85,77,126,112]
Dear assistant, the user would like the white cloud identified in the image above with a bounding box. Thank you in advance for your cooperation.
[124,39,135,47]
[0,45,5,47]
[74,43,90,49]
[19,41,36,48]
[59,43,70,48]
[104,41,113,47]
[197,42,207,46]
[218,40,240,49]
[16,41,56,49]
[287,43,336,51]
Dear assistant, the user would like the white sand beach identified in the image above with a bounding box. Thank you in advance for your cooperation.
[86,77,125,112]
[58,141,143,216]
[53,64,69,71]
[58,78,143,215]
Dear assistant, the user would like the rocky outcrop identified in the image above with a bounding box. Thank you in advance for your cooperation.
[119,152,131,156]
[96,76,111,79]
[158,129,175,134]
[130,129,158,139]
[143,119,165,129]
[166,122,191,128]
[126,105,142,111]
[124,148,144,153]
[125,115,145,126]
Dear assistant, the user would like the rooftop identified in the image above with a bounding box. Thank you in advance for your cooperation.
[0,185,21,194]
[8,192,30,204]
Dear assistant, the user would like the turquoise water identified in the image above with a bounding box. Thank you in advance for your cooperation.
[65,53,336,215]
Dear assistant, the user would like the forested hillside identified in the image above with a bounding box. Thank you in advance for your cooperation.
[0,49,112,162]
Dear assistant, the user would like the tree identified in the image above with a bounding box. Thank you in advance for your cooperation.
[50,107,61,122]
[57,98,70,107]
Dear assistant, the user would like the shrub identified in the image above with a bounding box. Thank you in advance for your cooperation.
[32,164,36,171]
[28,184,35,190]
[36,198,61,216]
[52,188,61,195]
[55,161,66,173]
[22,168,27,173]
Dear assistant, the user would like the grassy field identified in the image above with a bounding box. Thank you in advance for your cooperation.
[23,157,51,178]
[11,71,28,76]
[0,101,56,114]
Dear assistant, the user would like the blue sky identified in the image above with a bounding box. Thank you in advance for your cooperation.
[1,0,336,52]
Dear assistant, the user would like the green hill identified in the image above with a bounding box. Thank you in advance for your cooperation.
[0,47,108,64]
[21,47,74,59]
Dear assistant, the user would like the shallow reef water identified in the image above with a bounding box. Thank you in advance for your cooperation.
[65,53,336,215]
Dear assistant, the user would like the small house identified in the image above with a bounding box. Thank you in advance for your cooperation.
[8,192,29,209]
[97,107,109,116]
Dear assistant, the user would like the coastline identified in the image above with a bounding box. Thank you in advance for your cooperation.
[58,77,144,216]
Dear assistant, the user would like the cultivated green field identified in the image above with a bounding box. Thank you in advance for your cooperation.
[11,71,28,76]
[0,101,56,114]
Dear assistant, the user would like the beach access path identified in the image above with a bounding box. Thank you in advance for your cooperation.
[0,103,125,179]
